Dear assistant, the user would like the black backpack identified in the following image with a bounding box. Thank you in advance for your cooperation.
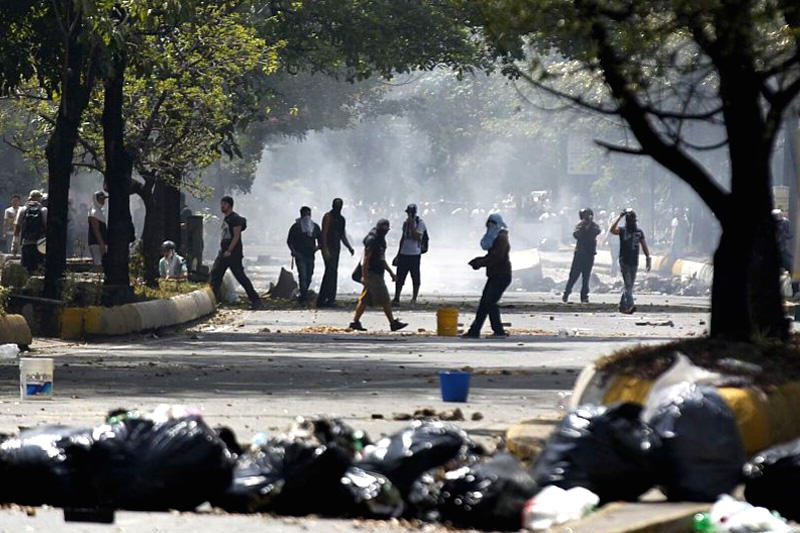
[421,227,430,254]
[21,204,44,241]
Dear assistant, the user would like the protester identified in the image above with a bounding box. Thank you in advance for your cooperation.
[462,213,512,338]
[774,208,798,297]
[606,211,620,277]
[88,191,108,266]
[349,219,407,332]
[159,240,188,280]
[317,198,355,308]
[4,194,20,254]
[610,209,651,314]
[14,189,47,273]
[562,208,601,303]
[392,203,428,307]
[209,196,262,309]
[287,206,322,303]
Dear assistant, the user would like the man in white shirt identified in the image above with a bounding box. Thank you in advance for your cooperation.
[4,194,20,254]
[392,204,428,307]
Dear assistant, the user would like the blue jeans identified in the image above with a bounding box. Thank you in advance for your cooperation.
[620,262,637,311]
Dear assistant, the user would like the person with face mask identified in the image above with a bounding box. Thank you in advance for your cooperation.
[317,198,355,308]
[462,213,512,338]
[610,209,651,314]
[562,207,601,303]
[287,206,322,304]
[349,219,407,332]
[209,195,262,309]
[392,203,428,307]
[14,189,47,273]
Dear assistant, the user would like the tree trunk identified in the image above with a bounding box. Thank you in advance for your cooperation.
[163,184,181,249]
[43,10,94,300]
[102,51,134,304]
[140,180,165,286]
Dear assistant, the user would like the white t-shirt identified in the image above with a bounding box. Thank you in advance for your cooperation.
[4,206,18,234]
[399,217,427,256]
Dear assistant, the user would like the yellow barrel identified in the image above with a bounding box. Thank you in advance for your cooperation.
[437,307,459,336]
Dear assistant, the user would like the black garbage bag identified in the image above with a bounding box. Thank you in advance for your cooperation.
[290,416,371,459]
[439,453,538,531]
[0,425,95,507]
[213,437,353,515]
[406,470,444,521]
[743,438,800,521]
[647,385,745,501]
[356,421,483,497]
[89,415,234,511]
[340,466,404,518]
[531,403,660,503]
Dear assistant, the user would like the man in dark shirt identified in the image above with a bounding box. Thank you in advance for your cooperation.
[287,206,322,303]
[209,196,261,308]
[562,208,602,303]
[463,213,512,338]
[349,219,407,332]
[610,209,651,314]
[317,198,354,308]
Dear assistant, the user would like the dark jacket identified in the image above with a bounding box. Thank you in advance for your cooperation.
[573,220,601,256]
[287,220,321,257]
[363,228,388,274]
[473,230,511,279]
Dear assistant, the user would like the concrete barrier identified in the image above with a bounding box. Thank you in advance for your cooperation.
[0,314,33,346]
[61,287,217,339]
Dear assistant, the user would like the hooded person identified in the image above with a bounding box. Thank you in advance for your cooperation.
[14,189,48,273]
[287,206,322,303]
[88,190,108,266]
[610,209,651,313]
[349,219,407,332]
[463,213,512,338]
[317,198,355,308]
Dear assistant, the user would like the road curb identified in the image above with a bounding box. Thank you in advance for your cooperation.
[557,502,708,533]
[0,313,32,346]
[60,286,217,339]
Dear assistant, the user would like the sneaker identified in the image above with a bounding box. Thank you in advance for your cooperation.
[491,331,509,338]
[390,319,408,332]
[461,330,480,339]
[349,321,367,331]
[561,293,569,303]
[581,297,589,304]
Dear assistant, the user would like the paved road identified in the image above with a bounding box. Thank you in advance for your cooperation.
[0,299,711,532]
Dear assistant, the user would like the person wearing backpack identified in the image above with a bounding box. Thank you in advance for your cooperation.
[392,204,428,307]
[14,189,47,273]
[209,195,262,309]
[610,209,651,314]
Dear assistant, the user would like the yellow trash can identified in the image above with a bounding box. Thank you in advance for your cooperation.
[437,307,459,336]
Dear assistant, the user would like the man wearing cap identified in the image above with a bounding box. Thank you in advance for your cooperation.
[392,203,428,307]
[14,190,48,273]
[88,191,108,266]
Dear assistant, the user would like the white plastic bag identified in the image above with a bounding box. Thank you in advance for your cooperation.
[0,343,20,360]
[522,485,599,531]
[220,271,239,303]
[642,353,721,422]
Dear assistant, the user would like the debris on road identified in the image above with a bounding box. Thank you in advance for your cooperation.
[634,320,675,327]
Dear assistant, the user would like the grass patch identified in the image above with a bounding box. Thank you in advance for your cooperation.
[133,280,207,302]
[596,334,800,386]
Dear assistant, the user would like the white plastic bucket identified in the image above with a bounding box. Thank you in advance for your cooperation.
[19,357,53,400]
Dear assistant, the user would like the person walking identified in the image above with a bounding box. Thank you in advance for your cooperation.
[14,190,48,273]
[562,208,601,303]
[775,208,798,297]
[610,209,651,314]
[349,219,407,332]
[317,198,354,308]
[88,191,108,266]
[287,206,322,303]
[462,214,512,338]
[4,194,20,254]
[209,195,262,309]
[392,203,428,307]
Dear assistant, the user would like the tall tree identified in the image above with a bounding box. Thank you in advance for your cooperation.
[475,0,800,340]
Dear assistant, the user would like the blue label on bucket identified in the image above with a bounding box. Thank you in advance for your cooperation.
[25,382,52,396]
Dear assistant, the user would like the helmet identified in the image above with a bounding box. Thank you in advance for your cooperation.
[579,208,593,220]
[161,240,176,250]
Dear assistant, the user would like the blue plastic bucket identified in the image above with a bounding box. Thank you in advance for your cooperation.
[439,371,471,402]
